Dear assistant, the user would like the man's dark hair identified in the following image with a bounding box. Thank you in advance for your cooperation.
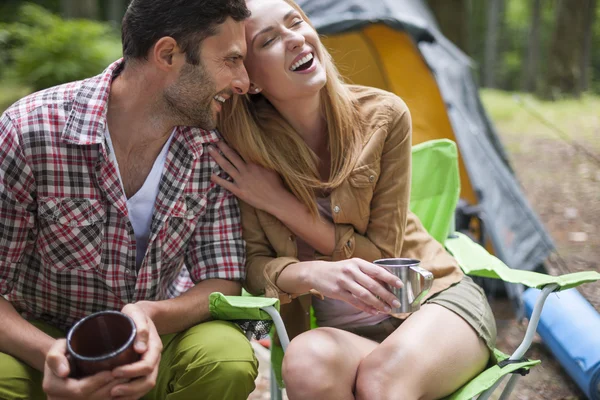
[122,0,250,65]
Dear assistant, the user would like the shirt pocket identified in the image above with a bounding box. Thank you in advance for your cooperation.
[347,161,380,218]
[161,194,208,264]
[37,197,106,272]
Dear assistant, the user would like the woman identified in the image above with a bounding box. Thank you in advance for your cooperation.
[209,0,497,398]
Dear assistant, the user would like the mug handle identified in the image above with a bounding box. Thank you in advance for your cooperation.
[409,266,434,307]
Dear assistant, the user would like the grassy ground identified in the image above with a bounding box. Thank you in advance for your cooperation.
[481,89,600,153]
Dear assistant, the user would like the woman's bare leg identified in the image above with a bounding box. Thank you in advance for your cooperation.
[282,327,378,400]
[355,304,489,400]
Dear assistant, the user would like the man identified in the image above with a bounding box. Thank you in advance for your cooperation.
[0,0,256,399]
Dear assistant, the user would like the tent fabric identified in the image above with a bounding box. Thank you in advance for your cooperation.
[296,0,555,272]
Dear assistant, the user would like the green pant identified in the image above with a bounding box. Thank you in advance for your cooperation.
[0,320,258,400]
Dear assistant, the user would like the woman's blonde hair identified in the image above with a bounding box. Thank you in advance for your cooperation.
[218,0,362,216]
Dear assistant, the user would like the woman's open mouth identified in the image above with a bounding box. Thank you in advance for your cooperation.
[290,53,315,72]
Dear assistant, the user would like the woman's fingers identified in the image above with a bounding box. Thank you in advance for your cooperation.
[211,174,239,195]
[338,290,380,315]
[357,259,404,289]
[349,272,400,311]
[341,279,392,313]
[207,145,240,180]
[215,140,247,170]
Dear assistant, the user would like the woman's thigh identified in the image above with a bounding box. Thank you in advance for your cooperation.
[357,303,490,400]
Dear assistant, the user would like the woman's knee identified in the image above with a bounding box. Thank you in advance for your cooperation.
[282,328,348,391]
[355,346,423,400]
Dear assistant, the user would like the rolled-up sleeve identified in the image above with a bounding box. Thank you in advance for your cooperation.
[0,114,36,295]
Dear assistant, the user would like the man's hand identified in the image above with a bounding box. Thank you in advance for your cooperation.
[43,339,124,399]
[109,303,162,399]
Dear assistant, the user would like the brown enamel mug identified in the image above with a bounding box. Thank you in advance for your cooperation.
[67,310,140,378]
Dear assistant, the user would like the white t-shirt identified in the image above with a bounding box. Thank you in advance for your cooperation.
[104,128,175,268]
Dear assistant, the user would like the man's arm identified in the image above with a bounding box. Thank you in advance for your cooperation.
[0,297,55,371]
[135,279,241,335]
[0,114,53,371]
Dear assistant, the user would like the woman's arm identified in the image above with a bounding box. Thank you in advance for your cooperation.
[239,200,402,314]
[208,142,337,255]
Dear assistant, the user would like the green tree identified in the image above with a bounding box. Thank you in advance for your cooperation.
[427,0,469,53]
[60,0,99,19]
[544,0,591,98]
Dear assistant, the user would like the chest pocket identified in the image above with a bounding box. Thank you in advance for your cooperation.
[37,197,106,272]
[161,194,208,264]
[347,161,380,218]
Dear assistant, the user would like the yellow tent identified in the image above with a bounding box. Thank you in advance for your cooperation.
[324,26,476,206]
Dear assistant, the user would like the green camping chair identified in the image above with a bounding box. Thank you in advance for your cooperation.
[208,139,600,399]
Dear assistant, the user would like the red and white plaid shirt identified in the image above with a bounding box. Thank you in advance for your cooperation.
[0,60,245,331]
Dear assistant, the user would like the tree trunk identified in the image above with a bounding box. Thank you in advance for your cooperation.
[426,0,469,53]
[580,0,597,92]
[107,0,126,24]
[522,0,543,92]
[544,0,590,98]
[483,0,505,88]
[60,0,99,19]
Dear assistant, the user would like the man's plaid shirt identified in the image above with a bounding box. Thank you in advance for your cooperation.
[0,60,245,331]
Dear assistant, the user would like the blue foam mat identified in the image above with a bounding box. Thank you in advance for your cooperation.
[523,288,600,400]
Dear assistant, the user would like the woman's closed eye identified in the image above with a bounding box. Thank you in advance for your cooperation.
[261,19,304,48]
[262,37,276,48]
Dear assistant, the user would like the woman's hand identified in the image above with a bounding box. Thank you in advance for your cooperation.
[305,258,403,314]
[208,141,289,214]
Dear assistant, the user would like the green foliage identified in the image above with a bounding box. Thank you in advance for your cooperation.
[591,1,600,94]
[0,3,121,91]
[0,79,31,113]
[481,89,600,145]
[0,0,60,23]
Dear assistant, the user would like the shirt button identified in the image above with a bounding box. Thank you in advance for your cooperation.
[125,269,131,275]
[369,175,375,182]
[333,205,340,214]
[289,234,295,241]
[347,240,352,247]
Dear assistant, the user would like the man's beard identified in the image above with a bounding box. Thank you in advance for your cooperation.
[163,62,218,130]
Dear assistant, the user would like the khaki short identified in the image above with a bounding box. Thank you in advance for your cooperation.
[343,276,497,359]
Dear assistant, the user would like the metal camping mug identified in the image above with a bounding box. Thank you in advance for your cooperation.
[66,310,140,378]
[373,258,434,313]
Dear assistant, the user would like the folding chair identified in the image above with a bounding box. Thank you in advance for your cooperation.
[209,139,600,399]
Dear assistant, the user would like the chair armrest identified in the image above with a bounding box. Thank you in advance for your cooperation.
[445,232,600,291]
[209,292,280,321]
